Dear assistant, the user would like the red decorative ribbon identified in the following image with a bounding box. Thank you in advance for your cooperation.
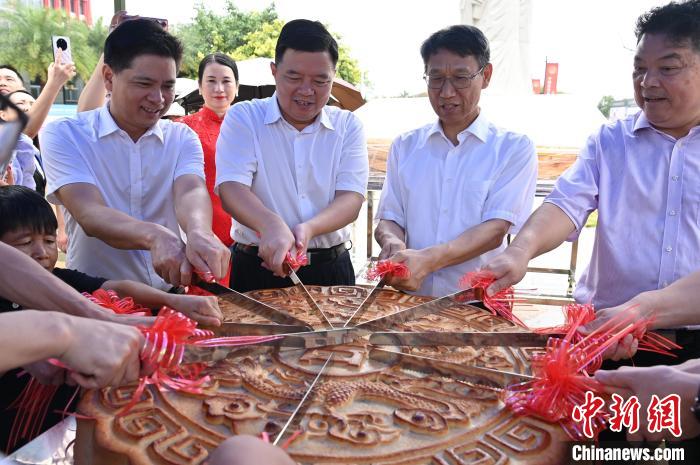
[284,250,309,272]
[365,260,410,281]
[82,289,151,316]
[459,270,527,328]
[535,303,681,373]
[119,308,283,415]
[505,309,681,440]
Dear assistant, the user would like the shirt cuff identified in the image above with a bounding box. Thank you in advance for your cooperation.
[335,183,367,198]
[174,168,205,181]
[214,174,253,193]
[46,177,97,204]
[482,210,518,225]
[542,199,584,241]
[375,210,405,227]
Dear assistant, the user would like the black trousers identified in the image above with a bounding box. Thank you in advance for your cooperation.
[229,247,355,293]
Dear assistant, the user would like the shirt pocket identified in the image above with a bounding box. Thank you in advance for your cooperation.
[460,180,492,225]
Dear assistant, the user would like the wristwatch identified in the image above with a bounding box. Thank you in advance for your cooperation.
[691,383,700,423]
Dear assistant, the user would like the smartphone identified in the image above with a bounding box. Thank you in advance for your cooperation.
[120,14,168,30]
[51,35,73,64]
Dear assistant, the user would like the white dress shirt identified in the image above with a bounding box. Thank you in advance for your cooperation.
[376,113,537,297]
[215,94,369,249]
[546,112,700,309]
[41,105,205,290]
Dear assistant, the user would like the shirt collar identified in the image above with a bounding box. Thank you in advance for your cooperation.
[633,111,653,133]
[264,92,334,131]
[98,104,165,143]
[420,111,489,148]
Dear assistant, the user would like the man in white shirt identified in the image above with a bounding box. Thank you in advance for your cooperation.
[216,20,369,292]
[375,25,537,297]
[41,19,230,290]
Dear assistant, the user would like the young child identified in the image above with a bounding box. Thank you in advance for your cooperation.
[0,185,222,325]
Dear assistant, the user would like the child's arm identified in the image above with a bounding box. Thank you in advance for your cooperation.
[102,280,223,327]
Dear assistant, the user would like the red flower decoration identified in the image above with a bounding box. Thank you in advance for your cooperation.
[459,270,526,327]
[82,289,151,316]
[365,260,410,281]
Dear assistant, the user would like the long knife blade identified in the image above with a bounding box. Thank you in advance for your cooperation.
[196,279,312,328]
[182,328,370,363]
[356,287,484,331]
[369,331,550,347]
[214,323,311,337]
[368,348,533,387]
[286,266,334,329]
[273,354,334,446]
[343,278,386,327]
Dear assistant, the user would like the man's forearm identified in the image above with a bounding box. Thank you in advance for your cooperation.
[305,191,364,237]
[71,202,166,250]
[508,203,577,260]
[0,310,73,372]
[24,81,62,138]
[426,219,510,270]
[174,176,213,234]
[375,219,406,248]
[219,181,284,236]
[636,270,700,328]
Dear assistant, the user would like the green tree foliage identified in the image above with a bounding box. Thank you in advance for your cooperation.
[0,3,107,83]
[597,95,614,118]
[174,1,362,84]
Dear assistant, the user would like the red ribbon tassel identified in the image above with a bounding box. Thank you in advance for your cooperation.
[365,260,410,281]
[82,289,151,316]
[505,309,681,440]
[118,308,282,415]
[459,270,527,328]
[284,251,309,272]
[535,303,681,373]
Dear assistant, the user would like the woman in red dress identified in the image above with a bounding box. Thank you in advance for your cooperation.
[180,53,238,283]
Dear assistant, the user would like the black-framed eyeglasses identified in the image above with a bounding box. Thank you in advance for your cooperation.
[423,65,486,89]
[0,93,29,176]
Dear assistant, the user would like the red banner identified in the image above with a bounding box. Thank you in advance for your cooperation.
[544,62,559,94]
[532,78,542,94]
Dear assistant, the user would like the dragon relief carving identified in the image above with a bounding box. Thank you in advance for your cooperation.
[79,285,566,465]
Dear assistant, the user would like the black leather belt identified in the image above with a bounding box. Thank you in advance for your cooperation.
[233,242,350,265]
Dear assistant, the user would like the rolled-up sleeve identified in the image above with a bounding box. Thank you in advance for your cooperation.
[482,135,537,233]
[215,105,258,192]
[40,121,96,205]
[375,138,406,227]
[544,134,600,240]
[335,113,369,196]
[174,125,205,180]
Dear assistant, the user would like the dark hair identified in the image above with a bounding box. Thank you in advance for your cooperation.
[197,53,239,84]
[104,19,184,73]
[0,186,57,238]
[275,19,339,67]
[420,25,490,71]
[0,65,24,84]
[636,1,700,52]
